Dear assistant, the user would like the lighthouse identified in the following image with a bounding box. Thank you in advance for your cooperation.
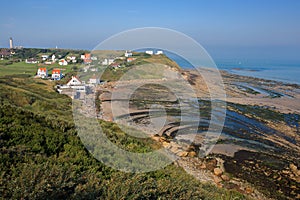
[9,37,14,49]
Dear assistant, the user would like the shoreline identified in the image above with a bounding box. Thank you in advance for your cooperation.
[183,68,300,114]
[221,68,300,86]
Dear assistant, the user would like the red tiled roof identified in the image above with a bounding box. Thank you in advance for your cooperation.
[39,68,47,72]
[84,53,91,58]
[52,69,61,74]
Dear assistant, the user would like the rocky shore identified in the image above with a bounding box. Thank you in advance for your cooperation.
[91,66,299,200]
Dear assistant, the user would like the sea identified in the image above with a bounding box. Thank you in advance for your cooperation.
[215,60,300,85]
[137,49,300,85]
[164,51,300,85]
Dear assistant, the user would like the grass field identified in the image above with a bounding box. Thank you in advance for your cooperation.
[0,60,38,76]
[0,60,81,77]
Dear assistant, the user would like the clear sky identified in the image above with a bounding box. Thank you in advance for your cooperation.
[1,0,300,61]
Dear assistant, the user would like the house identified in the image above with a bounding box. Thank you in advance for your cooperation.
[127,57,136,62]
[58,59,68,66]
[44,61,52,65]
[156,50,164,55]
[51,54,56,62]
[102,58,114,65]
[52,69,62,80]
[66,56,77,63]
[57,76,87,97]
[110,63,121,69]
[67,76,82,86]
[90,68,98,72]
[0,49,11,58]
[25,58,39,64]
[66,76,86,92]
[91,56,98,61]
[89,74,100,85]
[125,51,133,57]
[83,65,90,72]
[145,50,153,55]
[115,56,125,60]
[37,68,48,78]
[84,53,92,64]
[41,55,49,61]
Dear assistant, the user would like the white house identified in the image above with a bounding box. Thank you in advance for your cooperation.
[57,76,87,96]
[44,61,52,65]
[125,51,133,57]
[66,76,86,92]
[102,58,114,65]
[66,56,77,63]
[41,55,49,61]
[67,76,82,86]
[91,56,98,61]
[52,69,62,80]
[145,50,153,55]
[37,68,48,78]
[25,58,39,64]
[52,54,56,62]
[89,74,100,85]
[58,59,68,66]
[90,68,98,72]
[156,50,164,55]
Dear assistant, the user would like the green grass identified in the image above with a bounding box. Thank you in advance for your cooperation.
[0,59,83,77]
[0,60,38,76]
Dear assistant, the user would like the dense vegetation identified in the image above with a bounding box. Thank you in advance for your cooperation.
[0,75,250,199]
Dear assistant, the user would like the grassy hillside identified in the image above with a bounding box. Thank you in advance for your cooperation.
[97,53,182,82]
[0,75,250,199]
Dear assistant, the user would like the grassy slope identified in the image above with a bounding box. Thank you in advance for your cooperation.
[98,54,182,82]
[0,75,250,199]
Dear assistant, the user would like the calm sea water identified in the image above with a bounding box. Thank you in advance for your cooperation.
[215,60,300,85]
[165,51,300,85]
[140,50,300,85]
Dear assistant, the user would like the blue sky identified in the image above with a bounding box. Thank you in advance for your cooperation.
[0,0,300,61]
